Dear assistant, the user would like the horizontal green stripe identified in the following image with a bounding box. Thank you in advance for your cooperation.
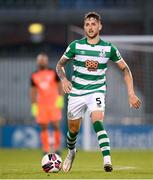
[99,142,109,148]
[102,150,110,156]
[72,81,106,90]
[73,60,107,69]
[69,90,106,97]
[76,49,110,57]
[67,142,76,146]
[98,134,107,140]
[76,49,100,56]
[67,145,75,150]
[73,70,106,81]
[68,131,78,138]
[67,136,76,142]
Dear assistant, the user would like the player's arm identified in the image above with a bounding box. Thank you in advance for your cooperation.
[56,56,72,94]
[116,59,141,109]
[30,86,37,103]
[30,77,38,116]
[56,40,75,94]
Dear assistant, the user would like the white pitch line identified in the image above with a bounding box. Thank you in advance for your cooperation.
[114,166,137,170]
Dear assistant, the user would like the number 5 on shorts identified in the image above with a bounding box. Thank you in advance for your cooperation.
[96,97,101,105]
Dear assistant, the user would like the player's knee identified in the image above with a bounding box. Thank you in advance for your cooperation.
[54,126,60,131]
[91,111,104,122]
[40,124,48,131]
[69,126,79,134]
[69,123,80,133]
[68,119,81,133]
[52,122,60,130]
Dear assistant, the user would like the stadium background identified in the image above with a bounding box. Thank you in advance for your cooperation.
[0,0,153,150]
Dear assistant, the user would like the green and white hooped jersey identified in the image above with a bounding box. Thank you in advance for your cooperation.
[63,37,122,96]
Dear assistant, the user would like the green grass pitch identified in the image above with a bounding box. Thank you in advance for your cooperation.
[0,148,153,179]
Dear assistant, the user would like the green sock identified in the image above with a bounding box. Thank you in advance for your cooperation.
[67,131,78,150]
[93,121,111,157]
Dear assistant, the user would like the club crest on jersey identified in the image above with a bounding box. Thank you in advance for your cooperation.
[99,49,106,57]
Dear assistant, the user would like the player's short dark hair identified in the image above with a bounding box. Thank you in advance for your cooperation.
[84,12,101,22]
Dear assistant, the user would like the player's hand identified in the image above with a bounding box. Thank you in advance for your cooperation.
[128,93,141,109]
[61,78,72,94]
[56,95,64,109]
[31,103,38,117]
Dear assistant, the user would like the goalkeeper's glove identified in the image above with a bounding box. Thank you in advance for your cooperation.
[55,95,64,109]
[31,103,38,117]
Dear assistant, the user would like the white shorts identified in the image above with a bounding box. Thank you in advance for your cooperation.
[67,93,105,120]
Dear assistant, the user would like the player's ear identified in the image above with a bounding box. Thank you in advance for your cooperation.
[99,23,102,31]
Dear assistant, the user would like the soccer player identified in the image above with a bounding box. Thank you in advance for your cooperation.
[30,53,64,154]
[56,12,141,172]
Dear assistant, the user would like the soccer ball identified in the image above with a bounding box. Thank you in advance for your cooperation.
[41,153,62,173]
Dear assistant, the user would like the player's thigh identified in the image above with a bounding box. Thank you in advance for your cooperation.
[49,107,62,122]
[86,93,105,121]
[91,110,104,122]
[51,121,60,130]
[37,104,50,124]
[67,96,86,120]
[68,118,82,133]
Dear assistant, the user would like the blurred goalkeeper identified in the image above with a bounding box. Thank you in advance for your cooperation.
[30,53,64,154]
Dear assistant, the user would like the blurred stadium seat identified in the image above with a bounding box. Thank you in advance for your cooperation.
[0,0,145,9]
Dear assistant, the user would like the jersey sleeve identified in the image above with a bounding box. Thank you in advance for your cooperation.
[63,40,76,59]
[110,43,122,62]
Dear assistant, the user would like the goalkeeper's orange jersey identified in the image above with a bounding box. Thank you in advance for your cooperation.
[31,68,60,105]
